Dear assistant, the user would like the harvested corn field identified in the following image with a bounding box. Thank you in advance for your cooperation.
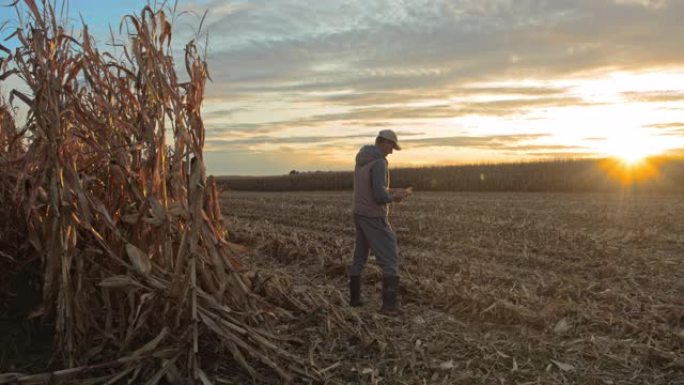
[2,1,684,384]
[221,190,684,384]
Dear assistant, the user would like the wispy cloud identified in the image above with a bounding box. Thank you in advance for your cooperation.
[647,122,684,129]
[314,86,572,107]
[402,134,547,150]
[206,133,372,148]
[622,91,684,103]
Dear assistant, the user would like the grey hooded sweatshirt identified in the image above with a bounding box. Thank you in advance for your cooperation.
[353,145,393,218]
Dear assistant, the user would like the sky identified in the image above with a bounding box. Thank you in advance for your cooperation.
[3,0,684,175]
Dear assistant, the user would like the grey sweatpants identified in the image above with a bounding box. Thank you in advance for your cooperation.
[350,214,399,277]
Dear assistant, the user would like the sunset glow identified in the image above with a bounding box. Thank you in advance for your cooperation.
[596,130,672,165]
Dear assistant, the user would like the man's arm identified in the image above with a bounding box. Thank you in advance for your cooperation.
[370,160,393,203]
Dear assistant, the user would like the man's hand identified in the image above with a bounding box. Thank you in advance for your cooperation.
[390,187,413,202]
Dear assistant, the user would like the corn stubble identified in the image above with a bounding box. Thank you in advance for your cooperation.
[0,1,345,383]
[222,191,684,384]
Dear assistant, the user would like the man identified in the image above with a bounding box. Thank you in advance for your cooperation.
[350,129,411,314]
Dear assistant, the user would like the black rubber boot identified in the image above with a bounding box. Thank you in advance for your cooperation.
[380,275,401,315]
[349,276,363,307]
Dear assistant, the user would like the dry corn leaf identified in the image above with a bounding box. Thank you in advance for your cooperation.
[553,317,571,335]
[132,327,168,357]
[126,243,152,274]
[439,360,455,370]
[99,275,144,289]
[551,360,575,372]
[197,369,214,385]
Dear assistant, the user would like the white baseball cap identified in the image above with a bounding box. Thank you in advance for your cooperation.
[378,129,401,150]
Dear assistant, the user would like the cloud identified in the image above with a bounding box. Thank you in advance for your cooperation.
[314,85,571,107]
[176,1,255,25]
[457,96,590,117]
[203,107,250,119]
[206,133,371,148]
[459,86,571,97]
[613,0,670,9]
[502,145,592,158]
[647,122,684,129]
[622,91,684,103]
[645,122,684,136]
[205,122,289,135]
[204,118,379,137]
[401,134,546,149]
[521,151,597,159]
[313,96,586,121]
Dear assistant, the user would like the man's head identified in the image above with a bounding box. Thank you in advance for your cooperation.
[375,129,401,155]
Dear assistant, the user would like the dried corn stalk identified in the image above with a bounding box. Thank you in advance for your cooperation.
[0,1,323,383]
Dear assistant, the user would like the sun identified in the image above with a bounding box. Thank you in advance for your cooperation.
[596,132,668,185]
[609,146,654,165]
[598,132,668,166]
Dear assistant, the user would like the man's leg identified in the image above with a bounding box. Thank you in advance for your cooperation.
[356,216,400,313]
[349,216,370,307]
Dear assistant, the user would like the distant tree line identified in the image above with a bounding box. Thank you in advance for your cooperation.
[216,158,684,193]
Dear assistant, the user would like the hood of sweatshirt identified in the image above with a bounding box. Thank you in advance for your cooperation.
[355,145,385,167]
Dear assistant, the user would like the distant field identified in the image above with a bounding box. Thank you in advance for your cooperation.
[217,158,684,193]
[221,190,684,384]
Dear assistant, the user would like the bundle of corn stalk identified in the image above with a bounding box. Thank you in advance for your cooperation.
[0,1,337,383]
